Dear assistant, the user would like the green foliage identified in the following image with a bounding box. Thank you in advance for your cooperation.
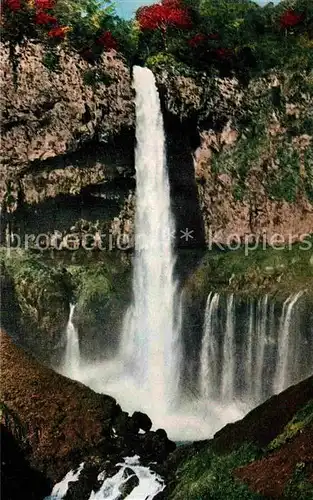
[42,49,60,71]
[2,0,313,77]
[70,264,113,310]
[0,250,71,343]
[268,400,313,451]
[83,68,114,86]
[304,147,313,201]
[170,443,262,500]
[146,51,177,69]
[1,0,136,68]
[284,462,313,500]
[267,146,300,202]
[186,238,313,300]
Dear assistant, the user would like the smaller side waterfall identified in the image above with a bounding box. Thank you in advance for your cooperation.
[199,291,310,407]
[63,304,80,379]
[221,294,235,401]
[200,293,220,400]
[273,291,304,394]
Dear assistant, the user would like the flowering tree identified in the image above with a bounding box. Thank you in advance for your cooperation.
[280,9,304,29]
[1,0,120,50]
[137,0,192,32]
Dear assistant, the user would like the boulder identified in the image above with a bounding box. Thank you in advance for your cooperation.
[131,411,152,433]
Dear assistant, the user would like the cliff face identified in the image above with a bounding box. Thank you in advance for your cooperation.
[1,41,312,247]
[153,65,313,245]
[0,41,135,219]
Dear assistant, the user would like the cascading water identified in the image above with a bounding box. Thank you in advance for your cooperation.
[57,67,312,443]
[119,66,180,411]
[254,295,269,400]
[200,292,220,400]
[199,291,310,407]
[273,291,304,394]
[63,304,80,379]
[221,294,235,401]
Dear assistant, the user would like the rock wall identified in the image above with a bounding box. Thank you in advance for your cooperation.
[1,41,312,249]
[1,329,175,487]
[156,66,313,245]
[0,40,135,218]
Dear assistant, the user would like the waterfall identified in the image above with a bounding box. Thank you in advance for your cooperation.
[273,291,304,394]
[63,304,80,379]
[120,66,180,411]
[245,299,254,398]
[254,295,269,401]
[62,65,311,443]
[221,294,235,401]
[199,291,309,408]
[200,292,220,400]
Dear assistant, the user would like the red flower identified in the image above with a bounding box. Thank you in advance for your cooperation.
[280,9,303,28]
[35,11,57,25]
[35,0,55,9]
[188,33,206,47]
[48,26,69,38]
[96,31,118,50]
[137,3,192,31]
[5,0,21,11]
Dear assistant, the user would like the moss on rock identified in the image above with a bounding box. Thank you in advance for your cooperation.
[1,250,71,362]
[184,240,313,301]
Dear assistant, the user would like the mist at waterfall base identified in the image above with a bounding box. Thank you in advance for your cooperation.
[60,67,312,442]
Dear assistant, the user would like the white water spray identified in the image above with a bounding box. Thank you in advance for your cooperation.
[273,291,304,394]
[63,304,80,379]
[46,458,164,500]
[199,291,308,408]
[200,292,220,400]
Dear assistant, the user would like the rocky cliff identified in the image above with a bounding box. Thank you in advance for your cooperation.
[0,41,135,248]
[1,41,312,249]
[152,61,313,245]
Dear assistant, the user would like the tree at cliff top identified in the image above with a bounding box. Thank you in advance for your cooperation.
[0,0,137,64]
[135,0,193,58]
[138,0,312,77]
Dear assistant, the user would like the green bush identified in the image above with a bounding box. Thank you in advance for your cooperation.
[268,400,313,451]
[170,443,262,500]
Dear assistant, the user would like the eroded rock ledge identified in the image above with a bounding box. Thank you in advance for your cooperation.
[0,41,135,212]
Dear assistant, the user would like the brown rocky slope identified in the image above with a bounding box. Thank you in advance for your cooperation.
[1,328,175,491]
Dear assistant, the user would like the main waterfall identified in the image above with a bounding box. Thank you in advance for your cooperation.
[120,66,181,410]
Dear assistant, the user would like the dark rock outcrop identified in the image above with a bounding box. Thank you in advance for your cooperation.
[1,424,50,500]
[1,329,175,494]
[131,411,152,433]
